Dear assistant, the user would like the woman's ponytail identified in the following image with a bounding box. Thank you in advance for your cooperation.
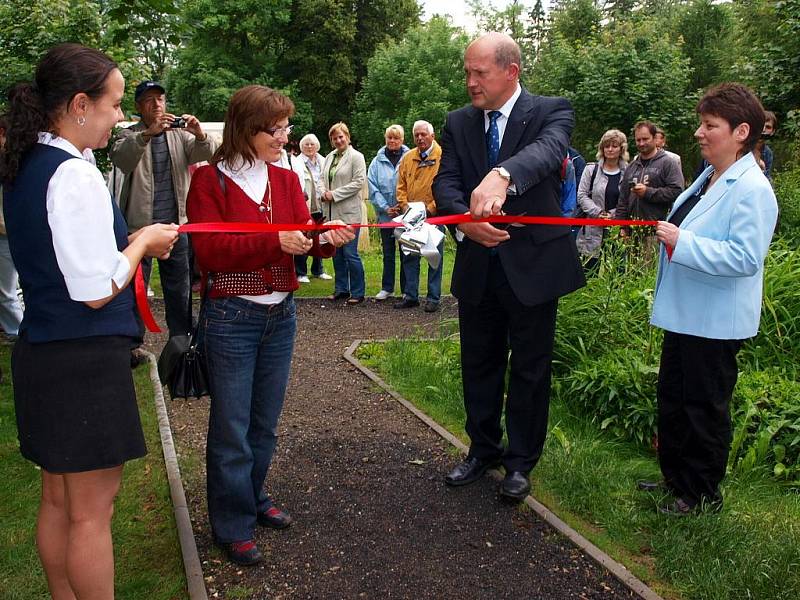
[0,82,48,184]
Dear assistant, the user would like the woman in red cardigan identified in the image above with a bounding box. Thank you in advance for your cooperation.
[186,85,353,566]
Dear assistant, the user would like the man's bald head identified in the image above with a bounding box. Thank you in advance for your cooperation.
[467,33,522,72]
[464,32,521,110]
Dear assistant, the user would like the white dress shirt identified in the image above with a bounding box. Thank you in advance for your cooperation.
[40,133,129,302]
[483,83,522,145]
[219,158,289,305]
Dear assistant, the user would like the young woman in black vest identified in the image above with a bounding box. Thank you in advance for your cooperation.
[0,44,178,598]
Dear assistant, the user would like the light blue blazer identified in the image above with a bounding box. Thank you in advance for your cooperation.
[650,152,778,340]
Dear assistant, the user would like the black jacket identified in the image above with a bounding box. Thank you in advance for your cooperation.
[432,88,585,306]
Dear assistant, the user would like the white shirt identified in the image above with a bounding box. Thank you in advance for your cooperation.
[218,158,289,305]
[40,133,129,301]
[483,83,522,145]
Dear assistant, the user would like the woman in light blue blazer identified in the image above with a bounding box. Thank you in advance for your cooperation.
[645,83,778,515]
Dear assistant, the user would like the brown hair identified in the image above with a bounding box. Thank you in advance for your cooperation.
[633,121,657,137]
[213,85,295,168]
[1,43,118,183]
[696,83,765,153]
[764,110,777,128]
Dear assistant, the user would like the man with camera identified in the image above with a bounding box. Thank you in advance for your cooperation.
[110,81,218,339]
[616,121,684,247]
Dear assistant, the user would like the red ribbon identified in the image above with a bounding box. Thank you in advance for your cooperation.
[136,216,669,333]
[135,263,162,333]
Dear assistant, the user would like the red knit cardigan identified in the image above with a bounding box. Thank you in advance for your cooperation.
[186,162,335,298]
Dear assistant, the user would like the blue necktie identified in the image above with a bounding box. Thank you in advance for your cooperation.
[486,110,501,167]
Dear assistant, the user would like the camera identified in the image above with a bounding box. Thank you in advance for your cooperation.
[170,117,187,129]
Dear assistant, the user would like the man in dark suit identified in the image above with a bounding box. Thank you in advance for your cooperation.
[432,32,585,501]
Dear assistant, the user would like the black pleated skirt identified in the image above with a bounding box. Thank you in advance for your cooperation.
[11,334,147,473]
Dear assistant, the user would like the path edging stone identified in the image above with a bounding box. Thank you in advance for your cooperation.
[344,339,664,600]
[144,351,208,600]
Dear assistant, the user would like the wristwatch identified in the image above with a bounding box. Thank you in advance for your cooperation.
[492,166,512,184]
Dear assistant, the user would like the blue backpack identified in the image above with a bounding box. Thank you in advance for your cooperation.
[560,154,577,218]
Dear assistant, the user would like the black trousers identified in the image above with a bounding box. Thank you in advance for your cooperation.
[458,255,558,473]
[657,331,743,506]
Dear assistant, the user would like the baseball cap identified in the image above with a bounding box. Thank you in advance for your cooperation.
[134,81,166,102]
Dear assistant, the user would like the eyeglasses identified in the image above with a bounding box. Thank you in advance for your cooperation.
[261,124,294,138]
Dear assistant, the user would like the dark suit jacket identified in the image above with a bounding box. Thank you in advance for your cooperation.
[432,88,585,306]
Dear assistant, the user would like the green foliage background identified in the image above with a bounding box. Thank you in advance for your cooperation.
[1,0,798,169]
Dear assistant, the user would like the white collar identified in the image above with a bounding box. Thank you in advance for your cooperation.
[37,132,96,163]
[219,157,269,204]
[485,83,522,120]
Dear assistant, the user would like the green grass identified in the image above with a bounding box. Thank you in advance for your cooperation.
[0,345,187,599]
[357,338,800,600]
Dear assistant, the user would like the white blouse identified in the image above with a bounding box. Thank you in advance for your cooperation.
[218,158,289,305]
[40,133,129,302]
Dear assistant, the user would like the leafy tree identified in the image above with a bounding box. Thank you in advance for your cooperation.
[672,0,735,92]
[732,0,800,127]
[169,0,419,142]
[531,18,694,164]
[548,0,602,46]
[0,0,103,97]
[167,0,293,121]
[103,0,186,82]
[351,17,469,157]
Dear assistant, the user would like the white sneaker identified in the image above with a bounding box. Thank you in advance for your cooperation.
[317,273,333,280]
[297,275,310,283]
[375,289,391,300]
[147,286,155,298]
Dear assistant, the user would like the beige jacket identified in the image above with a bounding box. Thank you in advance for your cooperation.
[320,145,366,224]
[109,122,218,232]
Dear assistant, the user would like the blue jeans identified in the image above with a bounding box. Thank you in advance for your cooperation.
[400,228,444,303]
[332,229,365,298]
[0,235,23,336]
[379,227,404,294]
[202,295,297,544]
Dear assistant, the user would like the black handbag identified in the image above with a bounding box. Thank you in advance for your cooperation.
[157,274,214,399]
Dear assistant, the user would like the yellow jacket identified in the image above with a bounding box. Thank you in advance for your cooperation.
[396,141,442,215]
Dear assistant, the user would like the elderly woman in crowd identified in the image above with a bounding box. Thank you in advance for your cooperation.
[295,133,331,282]
[575,129,629,269]
[186,85,353,565]
[1,44,178,597]
[320,122,367,304]
[642,83,778,515]
[368,124,409,300]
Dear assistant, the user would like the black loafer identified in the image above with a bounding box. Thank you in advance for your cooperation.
[636,479,667,492]
[423,301,439,313]
[393,298,420,309]
[219,540,263,566]
[659,497,721,517]
[257,506,294,529]
[499,471,531,501]
[327,292,350,301]
[445,456,500,487]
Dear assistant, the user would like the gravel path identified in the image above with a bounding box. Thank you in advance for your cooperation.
[147,297,637,600]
